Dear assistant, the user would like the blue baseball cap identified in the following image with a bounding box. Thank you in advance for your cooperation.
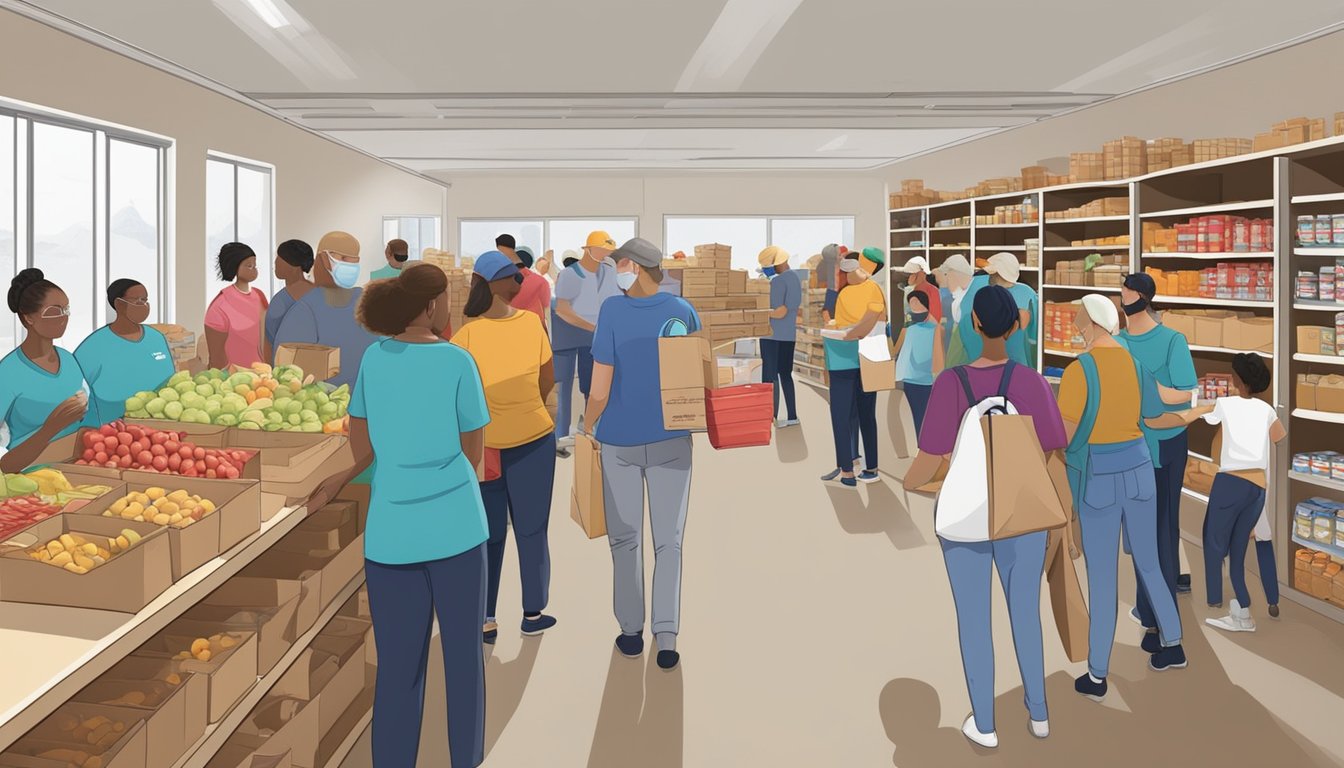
[474,250,520,282]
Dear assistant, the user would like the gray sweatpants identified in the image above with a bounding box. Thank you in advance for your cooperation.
[602,436,693,640]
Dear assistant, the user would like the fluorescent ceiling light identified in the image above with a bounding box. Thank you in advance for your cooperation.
[676,0,804,92]
[241,0,289,29]
[817,134,849,152]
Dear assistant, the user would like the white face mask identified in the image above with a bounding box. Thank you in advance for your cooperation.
[326,253,361,289]
[616,270,638,292]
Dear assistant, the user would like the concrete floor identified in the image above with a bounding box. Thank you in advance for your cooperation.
[340,382,1344,767]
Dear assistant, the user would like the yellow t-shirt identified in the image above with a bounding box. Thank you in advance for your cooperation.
[1057,347,1143,444]
[451,311,554,449]
[835,279,887,327]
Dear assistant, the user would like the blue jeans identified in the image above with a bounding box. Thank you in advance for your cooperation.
[903,382,932,439]
[554,346,594,440]
[1135,430,1187,628]
[940,532,1049,734]
[1079,439,1183,679]
[480,433,557,618]
[365,545,487,768]
[1203,473,1266,607]
[827,369,876,471]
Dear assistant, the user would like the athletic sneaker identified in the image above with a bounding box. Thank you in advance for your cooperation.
[1029,720,1050,739]
[483,619,498,645]
[820,468,844,482]
[1140,630,1161,655]
[1074,673,1107,702]
[556,435,576,450]
[960,716,998,749]
[657,650,681,670]
[1149,644,1188,672]
[858,470,880,484]
[777,419,801,428]
[1176,573,1192,594]
[556,447,572,459]
[840,476,858,488]
[1268,604,1281,619]
[521,614,557,636]
[1206,599,1255,633]
[615,633,644,658]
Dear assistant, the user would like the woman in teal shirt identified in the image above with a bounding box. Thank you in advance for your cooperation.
[893,288,943,437]
[75,279,176,423]
[310,263,491,768]
[984,253,1037,367]
[0,269,95,473]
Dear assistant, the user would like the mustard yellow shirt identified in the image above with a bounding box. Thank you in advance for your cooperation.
[1057,347,1144,444]
[835,279,887,327]
[451,311,553,449]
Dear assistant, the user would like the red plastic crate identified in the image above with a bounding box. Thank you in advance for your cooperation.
[704,384,774,450]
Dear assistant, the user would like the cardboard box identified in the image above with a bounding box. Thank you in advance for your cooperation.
[1298,374,1319,410]
[65,480,219,581]
[239,560,323,638]
[219,693,319,768]
[73,660,209,768]
[243,535,363,613]
[1317,374,1344,413]
[209,748,293,768]
[198,576,305,670]
[274,344,340,382]
[310,616,376,671]
[35,426,264,486]
[276,501,360,553]
[658,335,714,431]
[134,631,259,724]
[2,715,147,768]
[1222,316,1274,353]
[272,639,364,738]
[1162,311,1196,340]
[1299,325,1330,355]
[0,516,170,613]
[1193,311,1238,347]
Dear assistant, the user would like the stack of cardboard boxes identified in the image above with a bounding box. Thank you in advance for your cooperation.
[1146,138,1192,171]
[1044,253,1128,286]
[1297,373,1344,414]
[664,244,772,349]
[422,250,471,333]
[1044,197,1129,220]
[149,324,199,372]
[1163,310,1274,352]
[1141,216,1274,254]
[1191,138,1253,163]
[1103,137,1148,180]
[1298,319,1344,358]
[1254,117,1328,152]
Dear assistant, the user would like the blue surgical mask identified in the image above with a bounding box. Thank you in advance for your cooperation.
[910,311,929,324]
[761,266,777,278]
[329,257,361,289]
[616,271,638,291]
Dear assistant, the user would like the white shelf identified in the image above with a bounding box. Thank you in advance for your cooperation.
[1294,301,1344,311]
[975,223,1039,229]
[1141,252,1274,260]
[1294,353,1344,365]
[0,503,311,752]
[974,245,1027,251]
[1020,266,1040,271]
[1140,199,1275,218]
[1183,488,1210,505]
[1292,192,1344,204]
[1155,296,1273,309]
[1044,348,1081,358]
[1187,344,1273,358]
[1043,245,1131,251]
[930,225,971,231]
[1043,215,1130,224]
[890,227,924,233]
[1293,408,1344,424]
[929,246,971,251]
[1188,450,1213,463]
[1293,247,1344,257]
[1290,471,1344,494]
[892,246,927,251]
[1043,284,1122,293]
[1293,534,1344,562]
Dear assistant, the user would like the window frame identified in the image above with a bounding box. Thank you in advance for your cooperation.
[205,151,276,303]
[663,214,855,271]
[457,216,640,259]
[382,214,442,260]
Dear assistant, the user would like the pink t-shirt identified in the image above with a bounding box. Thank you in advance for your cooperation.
[511,269,551,326]
[204,286,269,368]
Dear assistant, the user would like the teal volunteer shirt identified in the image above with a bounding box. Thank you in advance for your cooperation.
[349,339,491,565]
[1119,323,1198,443]
[369,265,400,282]
[0,347,99,450]
[75,325,176,422]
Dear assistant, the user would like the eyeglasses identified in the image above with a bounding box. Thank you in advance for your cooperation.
[39,305,71,319]
[116,297,150,308]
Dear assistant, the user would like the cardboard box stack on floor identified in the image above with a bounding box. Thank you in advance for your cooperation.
[664,244,772,349]
[422,250,470,333]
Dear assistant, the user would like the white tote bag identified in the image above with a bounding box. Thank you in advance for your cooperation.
[934,395,1018,543]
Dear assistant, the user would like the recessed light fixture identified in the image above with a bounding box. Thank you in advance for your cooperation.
[242,0,289,29]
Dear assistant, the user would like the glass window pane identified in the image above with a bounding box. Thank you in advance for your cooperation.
[769,218,855,269]
[236,166,273,298]
[205,159,235,303]
[459,220,542,261]
[0,116,14,353]
[108,140,160,323]
[418,217,439,256]
[31,122,95,348]
[382,218,399,247]
[546,219,637,258]
[665,217,767,272]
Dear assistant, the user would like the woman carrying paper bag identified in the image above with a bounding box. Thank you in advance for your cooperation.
[819,255,887,487]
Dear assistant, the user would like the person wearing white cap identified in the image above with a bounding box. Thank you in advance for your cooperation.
[983,253,1037,367]
[900,256,943,324]
[757,245,802,427]
[1059,294,1187,705]
[939,254,983,367]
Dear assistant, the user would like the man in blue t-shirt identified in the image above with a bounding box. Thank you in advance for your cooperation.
[583,237,699,672]
[1118,272,1200,628]
[758,245,802,427]
[552,231,622,456]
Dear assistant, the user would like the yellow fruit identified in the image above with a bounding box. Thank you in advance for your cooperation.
[168,513,183,525]
[81,542,98,556]
[194,649,212,663]
[115,535,130,550]
[190,637,210,656]
[218,634,237,650]
[46,540,63,556]
[200,499,216,514]
[132,493,149,506]
[145,487,166,501]
[101,510,112,518]
[167,490,190,503]
[158,501,180,516]
[165,673,181,686]
[121,529,141,545]
[173,651,191,661]
[51,551,74,567]
[74,554,95,570]
[125,502,145,519]
[152,514,171,526]
[63,563,88,574]
[110,498,129,515]
[59,534,77,550]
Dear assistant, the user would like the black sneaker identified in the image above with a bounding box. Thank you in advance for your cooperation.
[483,620,498,645]
[521,614,557,636]
[1176,574,1192,594]
[1140,630,1161,654]
[556,447,572,459]
[657,650,680,670]
[1149,644,1188,672]
[820,468,843,482]
[1074,673,1107,702]
[1268,604,1281,619]
[615,633,644,658]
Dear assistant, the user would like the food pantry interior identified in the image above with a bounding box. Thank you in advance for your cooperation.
[5,2,1344,766]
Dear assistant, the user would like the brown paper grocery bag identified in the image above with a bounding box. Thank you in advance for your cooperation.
[571,435,606,539]
[985,414,1068,539]
[658,335,714,430]
[275,343,341,381]
[860,356,896,393]
[1046,523,1089,663]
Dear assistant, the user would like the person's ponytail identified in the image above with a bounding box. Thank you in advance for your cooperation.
[463,275,494,319]
[356,263,447,336]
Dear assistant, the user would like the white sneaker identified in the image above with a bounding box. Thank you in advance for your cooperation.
[961,716,998,749]
[1206,599,1256,633]
[777,419,800,428]
[1029,719,1050,739]
[556,435,576,450]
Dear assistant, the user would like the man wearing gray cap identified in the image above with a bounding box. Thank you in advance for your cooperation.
[582,237,700,671]
[818,243,841,323]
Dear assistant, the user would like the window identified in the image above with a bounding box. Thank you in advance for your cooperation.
[459,220,543,262]
[382,216,441,261]
[545,219,637,257]
[205,155,274,304]
[459,217,638,262]
[0,103,168,353]
[665,216,854,272]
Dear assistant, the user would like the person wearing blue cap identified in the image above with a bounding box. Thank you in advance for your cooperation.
[1117,271,1199,634]
[451,250,558,646]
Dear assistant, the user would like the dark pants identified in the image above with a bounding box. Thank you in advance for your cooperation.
[904,383,932,439]
[760,339,798,421]
[823,289,839,317]
[828,368,877,471]
[1136,431,1187,628]
[365,545,487,768]
[1203,473,1267,607]
[1257,540,1280,606]
[553,347,594,439]
[480,433,557,618]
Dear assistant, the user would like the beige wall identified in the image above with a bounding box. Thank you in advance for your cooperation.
[443,174,888,259]
[876,29,1344,190]
[0,9,447,332]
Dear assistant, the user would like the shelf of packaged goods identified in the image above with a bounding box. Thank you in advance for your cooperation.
[1042,284,1123,294]
[171,572,366,768]
[1294,301,1344,312]
[1187,344,1274,358]
[975,223,1039,229]
[0,503,312,754]
[1152,296,1273,309]
[1289,471,1344,494]
[1182,488,1210,505]
[1139,199,1275,219]
[890,227,925,233]
[1294,247,1344,257]
[974,245,1028,251]
[1042,245,1131,251]
[1140,252,1275,260]
[1294,353,1344,366]
[1043,215,1130,224]
[1293,408,1344,425]
[930,225,971,231]
[1293,534,1344,561]
[1291,192,1344,204]
[1044,348,1081,358]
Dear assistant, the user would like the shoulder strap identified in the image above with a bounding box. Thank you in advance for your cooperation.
[1066,353,1102,455]
[951,366,976,409]
[997,360,1016,399]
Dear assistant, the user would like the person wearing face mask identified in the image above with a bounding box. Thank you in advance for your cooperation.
[204,242,269,370]
[758,245,802,428]
[0,269,94,473]
[273,231,378,388]
[1117,272,1199,619]
[308,263,490,768]
[451,251,558,644]
[75,279,175,423]
[819,256,887,487]
[495,235,551,327]
[1060,295,1188,704]
[941,253,988,368]
[583,237,699,671]
[900,256,942,324]
[552,232,622,456]
[891,287,943,438]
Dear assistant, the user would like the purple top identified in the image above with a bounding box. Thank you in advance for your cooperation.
[918,362,1068,456]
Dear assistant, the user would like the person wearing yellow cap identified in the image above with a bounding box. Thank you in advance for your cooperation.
[551,231,622,455]
[273,231,378,388]
[757,245,802,427]
[983,252,1037,367]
